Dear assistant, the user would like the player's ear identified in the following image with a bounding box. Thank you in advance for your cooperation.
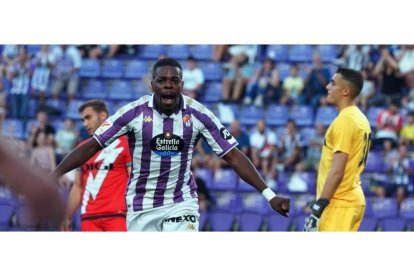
[343,87,352,97]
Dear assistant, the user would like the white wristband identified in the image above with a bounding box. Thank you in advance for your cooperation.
[262,188,276,202]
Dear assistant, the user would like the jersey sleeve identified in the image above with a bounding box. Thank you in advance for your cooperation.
[193,108,238,158]
[93,105,133,148]
[331,115,354,154]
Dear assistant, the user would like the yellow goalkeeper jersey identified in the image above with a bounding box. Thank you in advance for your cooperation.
[317,105,371,207]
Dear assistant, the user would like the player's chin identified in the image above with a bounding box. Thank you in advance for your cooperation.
[326,96,334,104]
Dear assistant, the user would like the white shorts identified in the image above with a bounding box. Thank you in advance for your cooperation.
[127,199,200,232]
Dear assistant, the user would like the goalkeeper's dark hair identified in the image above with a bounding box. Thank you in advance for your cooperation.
[336,67,363,99]
[79,99,108,115]
[152,58,183,79]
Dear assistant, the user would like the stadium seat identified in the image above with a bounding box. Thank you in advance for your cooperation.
[0,204,14,230]
[315,45,337,63]
[295,215,308,231]
[138,45,166,59]
[201,81,222,102]
[267,215,291,231]
[209,211,235,231]
[79,58,101,78]
[196,168,214,190]
[381,218,407,231]
[81,79,108,100]
[131,80,150,99]
[108,80,133,101]
[239,105,265,127]
[359,217,378,231]
[65,100,84,120]
[277,63,291,81]
[101,59,124,78]
[364,151,385,173]
[239,213,264,231]
[292,194,314,217]
[26,44,41,56]
[211,191,242,213]
[199,210,209,231]
[237,178,256,192]
[2,119,24,139]
[166,45,190,60]
[315,106,338,126]
[288,45,314,63]
[370,198,398,219]
[266,45,289,62]
[191,45,213,60]
[240,192,269,214]
[199,62,223,81]
[399,198,414,220]
[300,127,316,146]
[265,104,289,127]
[45,98,67,115]
[212,169,238,191]
[124,60,148,79]
[289,105,314,127]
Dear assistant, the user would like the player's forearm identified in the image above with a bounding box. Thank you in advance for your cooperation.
[223,148,268,193]
[320,170,344,200]
[52,140,100,178]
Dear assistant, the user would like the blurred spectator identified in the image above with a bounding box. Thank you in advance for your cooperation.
[182,56,205,99]
[287,163,308,193]
[281,63,304,106]
[301,123,326,171]
[271,119,303,176]
[7,47,33,121]
[377,143,414,209]
[77,45,121,59]
[400,111,414,146]
[0,79,6,128]
[29,132,56,173]
[55,118,79,163]
[243,58,280,106]
[222,46,256,102]
[49,45,82,103]
[31,45,52,104]
[0,45,22,78]
[303,53,331,110]
[339,45,371,71]
[374,100,403,146]
[355,67,376,113]
[28,110,56,148]
[382,139,399,169]
[370,47,404,106]
[212,45,230,62]
[397,45,414,109]
[250,119,277,187]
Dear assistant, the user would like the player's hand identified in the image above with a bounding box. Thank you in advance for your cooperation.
[304,198,329,232]
[60,218,72,231]
[269,196,290,218]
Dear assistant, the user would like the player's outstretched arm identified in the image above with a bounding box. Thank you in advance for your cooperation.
[51,138,102,179]
[222,147,290,217]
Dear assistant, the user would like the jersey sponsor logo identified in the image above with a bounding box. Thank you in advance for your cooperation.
[150,132,184,157]
[220,127,233,140]
[183,114,192,127]
[144,116,153,123]
[95,120,113,135]
[164,215,197,223]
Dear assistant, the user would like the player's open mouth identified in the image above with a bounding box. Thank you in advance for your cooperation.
[161,95,176,105]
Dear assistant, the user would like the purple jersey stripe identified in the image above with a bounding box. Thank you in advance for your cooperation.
[173,110,194,203]
[190,107,231,152]
[153,117,174,208]
[133,107,153,211]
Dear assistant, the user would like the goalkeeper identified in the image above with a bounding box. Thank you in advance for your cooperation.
[304,68,371,232]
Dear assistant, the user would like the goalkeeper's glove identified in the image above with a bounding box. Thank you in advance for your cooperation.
[304,198,329,232]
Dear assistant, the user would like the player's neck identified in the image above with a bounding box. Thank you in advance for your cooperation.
[336,100,355,112]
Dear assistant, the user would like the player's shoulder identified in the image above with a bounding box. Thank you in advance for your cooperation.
[184,95,216,118]
[114,95,151,117]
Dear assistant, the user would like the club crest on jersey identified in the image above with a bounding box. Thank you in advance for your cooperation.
[96,120,113,135]
[150,132,184,157]
[144,116,153,123]
[183,114,192,127]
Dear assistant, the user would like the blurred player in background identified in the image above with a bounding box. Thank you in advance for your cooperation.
[52,58,289,232]
[60,100,131,231]
[304,68,371,232]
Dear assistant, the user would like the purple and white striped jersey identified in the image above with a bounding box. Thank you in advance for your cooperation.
[93,94,238,212]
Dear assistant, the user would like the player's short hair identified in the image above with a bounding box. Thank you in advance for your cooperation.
[152,58,183,79]
[336,68,363,98]
[78,99,108,114]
